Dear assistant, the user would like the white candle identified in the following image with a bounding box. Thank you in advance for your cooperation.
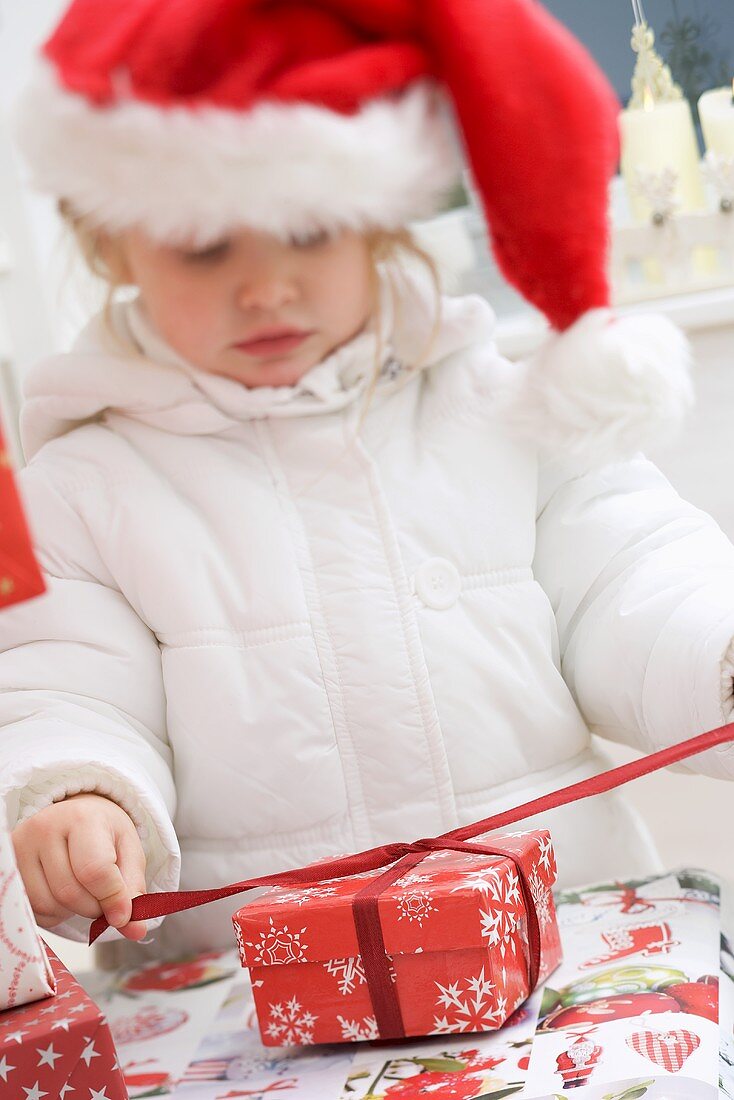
[698,85,734,159]
[620,93,706,222]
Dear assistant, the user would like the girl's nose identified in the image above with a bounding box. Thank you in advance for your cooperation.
[236,276,298,312]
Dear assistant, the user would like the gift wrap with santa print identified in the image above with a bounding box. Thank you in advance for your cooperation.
[232,830,561,1046]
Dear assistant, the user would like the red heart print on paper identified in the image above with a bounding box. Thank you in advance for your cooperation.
[626,1028,700,1072]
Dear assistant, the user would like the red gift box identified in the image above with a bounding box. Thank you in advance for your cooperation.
[233,829,561,1046]
[0,946,128,1098]
[0,422,45,610]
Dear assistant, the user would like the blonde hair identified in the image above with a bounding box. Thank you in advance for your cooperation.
[59,204,443,387]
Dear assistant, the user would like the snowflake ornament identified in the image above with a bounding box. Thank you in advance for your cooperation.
[703,150,734,211]
[631,167,680,224]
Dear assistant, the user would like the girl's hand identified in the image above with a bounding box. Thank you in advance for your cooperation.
[12,793,148,940]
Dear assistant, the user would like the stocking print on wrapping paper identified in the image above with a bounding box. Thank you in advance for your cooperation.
[626,1027,701,1072]
[580,922,681,970]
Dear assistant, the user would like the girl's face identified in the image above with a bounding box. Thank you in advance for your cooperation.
[115,226,376,387]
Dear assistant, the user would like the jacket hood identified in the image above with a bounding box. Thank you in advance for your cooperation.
[21,268,496,461]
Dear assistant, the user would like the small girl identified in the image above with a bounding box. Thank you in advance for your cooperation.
[5,0,734,962]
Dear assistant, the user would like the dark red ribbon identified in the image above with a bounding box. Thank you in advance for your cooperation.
[90,722,734,1035]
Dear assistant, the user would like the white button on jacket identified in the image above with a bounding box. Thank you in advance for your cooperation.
[414,558,462,610]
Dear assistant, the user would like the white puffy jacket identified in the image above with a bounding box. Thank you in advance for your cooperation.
[3,271,734,959]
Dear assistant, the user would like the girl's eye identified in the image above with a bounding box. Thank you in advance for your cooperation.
[288,229,330,250]
[179,240,232,263]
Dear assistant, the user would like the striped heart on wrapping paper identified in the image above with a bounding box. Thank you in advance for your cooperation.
[625,1028,700,1073]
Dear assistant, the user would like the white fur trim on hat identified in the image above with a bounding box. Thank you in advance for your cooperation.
[15,64,461,245]
[509,309,694,464]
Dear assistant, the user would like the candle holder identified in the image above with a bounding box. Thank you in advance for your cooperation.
[703,151,734,214]
[610,173,734,301]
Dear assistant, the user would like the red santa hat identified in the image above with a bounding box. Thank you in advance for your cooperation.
[15,0,691,456]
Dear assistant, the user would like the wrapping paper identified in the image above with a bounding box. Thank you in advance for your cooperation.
[0,823,55,1011]
[342,867,727,1099]
[61,867,730,1099]
[233,829,561,1046]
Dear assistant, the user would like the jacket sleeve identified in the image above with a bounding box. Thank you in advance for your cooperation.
[534,452,734,780]
[0,460,180,941]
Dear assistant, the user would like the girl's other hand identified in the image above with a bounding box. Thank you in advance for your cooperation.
[12,793,148,940]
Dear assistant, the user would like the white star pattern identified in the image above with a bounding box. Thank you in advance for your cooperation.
[4,1030,28,1043]
[0,927,126,1095]
[22,1083,48,1100]
[50,1017,74,1032]
[36,1043,62,1069]
[80,1039,100,1067]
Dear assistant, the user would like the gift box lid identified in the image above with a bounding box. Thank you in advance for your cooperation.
[234,829,557,968]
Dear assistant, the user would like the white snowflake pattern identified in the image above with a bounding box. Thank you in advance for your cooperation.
[431,967,508,1034]
[399,872,433,887]
[233,920,246,961]
[337,1014,380,1042]
[477,868,522,959]
[397,891,437,927]
[536,835,554,877]
[324,956,367,996]
[529,866,553,930]
[245,918,309,966]
[265,996,318,1045]
[449,865,504,896]
[267,884,339,907]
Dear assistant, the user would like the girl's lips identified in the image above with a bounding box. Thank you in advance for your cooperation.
[234,331,313,356]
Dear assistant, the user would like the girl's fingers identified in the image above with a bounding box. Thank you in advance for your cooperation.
[40,836,105,920]
[66,826,131,928]
[22,854,74,930]
[114,827,149,940]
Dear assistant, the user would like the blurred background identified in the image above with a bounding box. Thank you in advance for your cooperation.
[1,1,733,971]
